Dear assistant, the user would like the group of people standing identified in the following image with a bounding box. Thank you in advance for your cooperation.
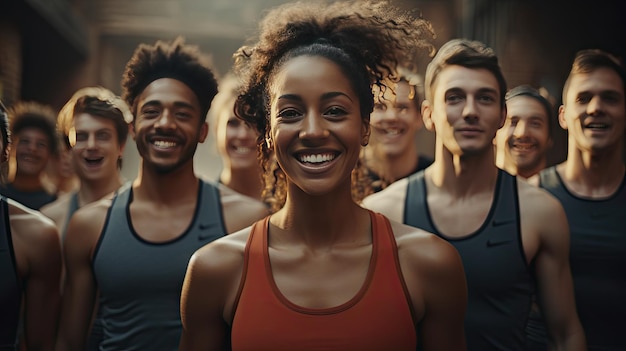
[0,0,624,351]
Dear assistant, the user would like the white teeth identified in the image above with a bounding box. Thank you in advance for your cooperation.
[385,129,402,136]
[300,153,335,163]
[234,146,253,153]
[153,140,177,148]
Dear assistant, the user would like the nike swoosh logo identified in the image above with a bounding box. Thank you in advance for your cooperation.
[199,223,217,230]
[492,219,515,227]
[197,222,224,241]
[486,239,514,247]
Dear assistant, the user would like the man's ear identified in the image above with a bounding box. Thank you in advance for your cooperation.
[558,105,568,130]
[498,105,507,129]
[198,122,209,143]
[422,100,435,132]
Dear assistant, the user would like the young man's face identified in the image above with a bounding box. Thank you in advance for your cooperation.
[71,113,124,182]
[496,95,551,177]
[560,67,625,154]
[132,78,208,174]
[14,128,52,177]
[370,81,423,159]
[423,65,505,157]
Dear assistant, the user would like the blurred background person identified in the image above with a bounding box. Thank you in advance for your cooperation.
[208,73,264,202]
[495,85,554,181]
[0,101,58,209]
[362,67,433,193]
[41,86,130,351]
[42,134,80,198]
[0,99,62,351]
[41,86,130,239]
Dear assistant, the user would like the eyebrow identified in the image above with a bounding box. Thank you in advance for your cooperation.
[141,100,197,110]
[277,91,354,102]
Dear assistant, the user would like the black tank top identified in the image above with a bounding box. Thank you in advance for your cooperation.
[404,169,533,351]
[92,180,227,350]
[0,197,21,351]
[533,166,626,350]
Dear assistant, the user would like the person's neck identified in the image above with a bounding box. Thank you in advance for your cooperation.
[429,144,499,197]
[560,143,625,198]
[11,174,44,191]
[370,147,419,183]
[79,175,123,205]
[271,182,368,250]
[517,160,546,179]
[220,166,263,201]
[132,160,200,204]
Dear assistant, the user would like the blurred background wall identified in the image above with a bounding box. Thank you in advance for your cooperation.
[1,0,624,182]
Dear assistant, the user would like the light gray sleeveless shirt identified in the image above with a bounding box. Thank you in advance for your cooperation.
[92,180,226,351]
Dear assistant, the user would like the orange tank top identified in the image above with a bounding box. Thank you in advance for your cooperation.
[231,211,417,351]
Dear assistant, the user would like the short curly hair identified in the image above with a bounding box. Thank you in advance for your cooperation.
[121,36,219,123]
[233,0,435,211]
[8,101,59,156]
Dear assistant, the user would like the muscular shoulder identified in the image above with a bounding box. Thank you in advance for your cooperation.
[64,197,113,251]
[219,184,269,233]
[8,199,61,273]
[361,178,409,222]
[186,227,251,295]
[517,179,565,223]
[391,220,462,273]
[9,199,58,241]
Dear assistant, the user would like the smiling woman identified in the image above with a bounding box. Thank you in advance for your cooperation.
[178,1,468,351]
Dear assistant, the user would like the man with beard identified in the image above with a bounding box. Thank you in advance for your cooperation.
[495,85,553,181]
[528,49,626,351]
[0,101,58,209]
[55,37,268,351]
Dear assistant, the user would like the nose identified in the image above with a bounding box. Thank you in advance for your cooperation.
[512,120,529,138]
[155,109,176,130]
[299,113,329,140]
[587,95,604,116]
[86,134,97,149]
[462,96,479,122]
[236,123,255,139]
[382,105,398,121]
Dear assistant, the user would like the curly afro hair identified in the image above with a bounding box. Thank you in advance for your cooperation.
[232,0,435,211]
[8,101,59,157]
[121,36,219,123]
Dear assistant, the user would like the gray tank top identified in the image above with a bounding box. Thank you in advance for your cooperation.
[92,180,226,351]
[532,166,626,350]
[0,197,20,351]
[61,192,80,241]
[404,170,533,351]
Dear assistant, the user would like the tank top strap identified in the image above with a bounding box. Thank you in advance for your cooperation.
[196,180,227,235]
[403,170,429,229]
[491,170,519,226]
[538,166,559,189]
[61,191,81,240]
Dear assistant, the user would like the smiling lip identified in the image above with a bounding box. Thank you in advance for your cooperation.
[295,151,339,174]
[457,127,483,136]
